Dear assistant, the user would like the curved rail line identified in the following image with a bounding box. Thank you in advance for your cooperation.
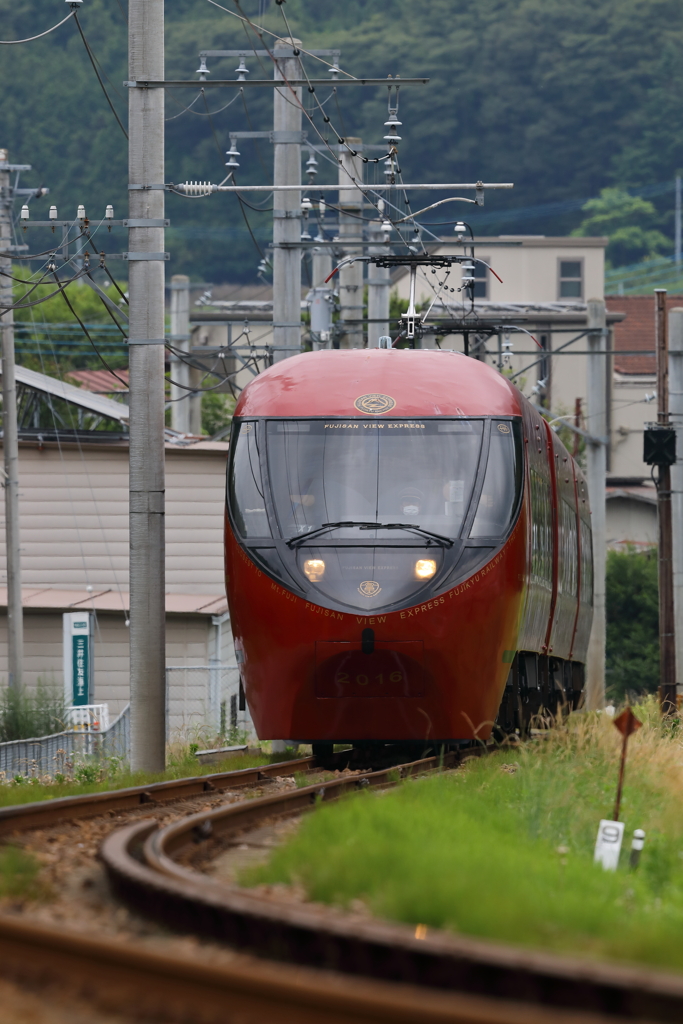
[99,755,683,1023]
[0,754,316,837]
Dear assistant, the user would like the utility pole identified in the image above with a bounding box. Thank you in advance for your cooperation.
[272,39,302,364]
[669,306,683,709]
[337,141,364,349]
[170,275,191,434]
[585,298,607,710]
[654,290,677,714]
[367,220,390,347]
[128,0,166,771]
[676,175,681,268]
[309,243,333,349]
[0,149,23,691]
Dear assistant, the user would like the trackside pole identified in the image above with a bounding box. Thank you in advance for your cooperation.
[669,306,683,707]
[0,150,23,690]
[272,38,302,364]
[655,290,677,715]
[128,0,166,771]
[585,298,607,710]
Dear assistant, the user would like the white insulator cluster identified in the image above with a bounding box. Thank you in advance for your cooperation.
[177,181,216,196]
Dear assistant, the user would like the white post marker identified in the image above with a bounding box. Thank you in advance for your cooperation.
[594,819,625,871]
[630,829,646,870]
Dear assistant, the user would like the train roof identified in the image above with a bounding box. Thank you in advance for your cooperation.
[234,349,523,419]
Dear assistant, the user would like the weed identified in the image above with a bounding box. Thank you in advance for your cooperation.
[242,699,683,973]
[0,846,50,901]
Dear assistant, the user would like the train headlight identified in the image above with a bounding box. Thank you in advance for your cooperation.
[303,558,326,582]
[415,558,437,580]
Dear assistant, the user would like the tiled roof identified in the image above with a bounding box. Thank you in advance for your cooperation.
[606,295,683,375]
[66,369,129,393]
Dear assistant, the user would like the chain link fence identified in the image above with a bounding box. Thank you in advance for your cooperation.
[165,665,253,744]
[0,703,130,779]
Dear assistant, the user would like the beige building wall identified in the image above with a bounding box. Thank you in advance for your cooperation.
[0,441,228,596]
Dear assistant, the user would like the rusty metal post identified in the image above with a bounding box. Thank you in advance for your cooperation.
[655,290,677,714]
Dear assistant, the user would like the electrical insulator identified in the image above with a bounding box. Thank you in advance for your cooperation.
[178,181,216,196]
[77,204,86,219]
[49,205,58,220]
[301,197,313,213]
[461,261,475,285]
[454,221,467,240]
[225,143,240,169]
[383,157,394,182]
[384,128,402,145]
[20,205,29,221]
[318,198,326,216]
[306,154,318,181]
[105,205,114,220]
[235,57,249,81]
[196,55,210,80]
[377,198,385,214]
[381,219,392,238]
[328,63,340,79]
[384,115,402,130]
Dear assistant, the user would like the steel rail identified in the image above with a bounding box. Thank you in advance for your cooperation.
[100,755,683,1023]
[0,754,315,837]
[0,912,618,1024]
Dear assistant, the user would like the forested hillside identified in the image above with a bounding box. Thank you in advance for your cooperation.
[2,0,683,282]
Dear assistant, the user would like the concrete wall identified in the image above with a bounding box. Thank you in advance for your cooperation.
[391,237,606,307]
[606,498,657,549]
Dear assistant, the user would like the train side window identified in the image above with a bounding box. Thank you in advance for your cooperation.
[469,421,523,538]
[228,421,271,537]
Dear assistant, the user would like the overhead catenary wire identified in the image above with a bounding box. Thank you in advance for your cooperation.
[0,11,75,44]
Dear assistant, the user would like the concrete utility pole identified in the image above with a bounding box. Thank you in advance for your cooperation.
[170,275,191,434]
[128,0,166,771]
[585,298,607,710]
[337,141,364,349]
[272,39,303,363]
[0,150,23,690]
[669,306,683,703]
[655,290,677,714]
[367,221,390,347]
[309,244,333,349]
[676,175,682,268]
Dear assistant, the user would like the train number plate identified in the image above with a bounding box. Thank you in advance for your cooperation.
[315,641,424,698]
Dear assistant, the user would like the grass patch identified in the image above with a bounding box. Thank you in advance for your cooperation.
[0,747,304,808]
[0,682,67,742]
[0,846,50,901]
[242,699,683,972]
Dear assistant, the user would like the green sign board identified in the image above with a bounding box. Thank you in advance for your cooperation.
[72,634,89,706]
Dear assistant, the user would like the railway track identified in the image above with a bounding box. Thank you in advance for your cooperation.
[0,750,680,1022]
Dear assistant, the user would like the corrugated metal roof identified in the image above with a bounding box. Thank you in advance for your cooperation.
[66,369,129,393]
[6,365,130,424]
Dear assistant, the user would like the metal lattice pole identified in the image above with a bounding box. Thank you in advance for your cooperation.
[0,149,23,690]
[128,0,166,771]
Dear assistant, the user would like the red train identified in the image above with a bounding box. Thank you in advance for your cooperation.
[225,348,592,755]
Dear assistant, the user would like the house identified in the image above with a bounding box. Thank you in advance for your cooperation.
[0,365,234,722]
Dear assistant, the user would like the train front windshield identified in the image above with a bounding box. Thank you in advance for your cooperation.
[229,418,522,610]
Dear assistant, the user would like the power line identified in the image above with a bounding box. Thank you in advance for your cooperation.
[0,11,75,44]
[73,13,128,140]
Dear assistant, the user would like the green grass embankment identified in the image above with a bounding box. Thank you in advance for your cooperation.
[242,700,683,972]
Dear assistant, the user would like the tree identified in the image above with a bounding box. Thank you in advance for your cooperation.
[571,189,670,267]
[605,547,659,702]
